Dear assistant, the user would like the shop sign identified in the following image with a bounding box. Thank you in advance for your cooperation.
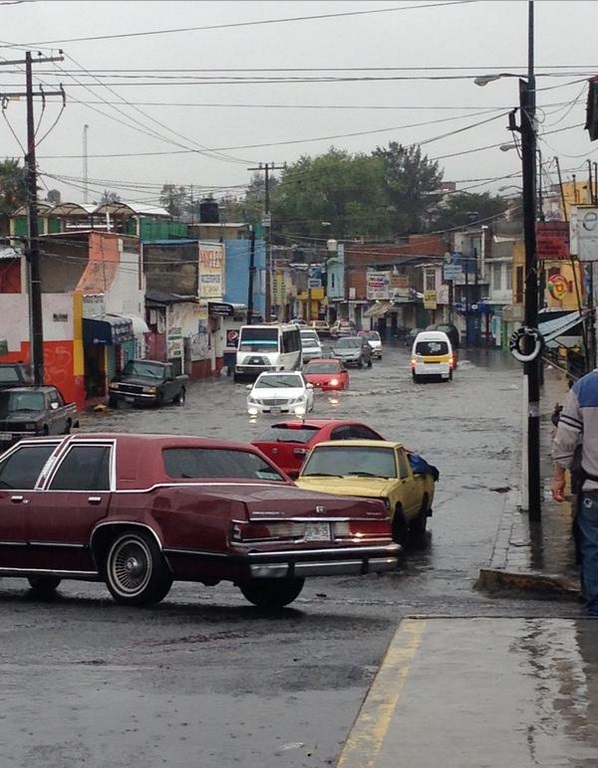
[198,242,225,298]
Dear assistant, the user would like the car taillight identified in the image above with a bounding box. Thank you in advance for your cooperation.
[333,520,391,538]
[231,521,304,542]
[448,356,454,368]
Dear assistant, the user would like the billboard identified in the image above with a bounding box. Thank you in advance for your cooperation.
[198,242,225,299]
[367,270,390,300]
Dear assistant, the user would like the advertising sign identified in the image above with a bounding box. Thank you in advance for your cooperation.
[574,207,598,262]
[424,290,437,310]
[198,242,225,299]
[367,270,390,300]
[536,221,569,260]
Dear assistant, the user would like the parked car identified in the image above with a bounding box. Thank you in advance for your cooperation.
[295,439,438,545]
[309,320,330,337]
[290,318,308,327]
[330,319,356,339]
[359,330,383,359]
[405,327,424,347]
[299,329,323,362]
[108,359,188,408]
[410,330,455,382]
[0,433,400,608]
[251,418,384,479]
[303,358,349,392]
[246,371,314,416]
[0,362,33,389]
[0,386,78,450]
[331,336,373,368]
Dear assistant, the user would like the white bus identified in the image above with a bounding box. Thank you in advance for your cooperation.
[234,323,302,382]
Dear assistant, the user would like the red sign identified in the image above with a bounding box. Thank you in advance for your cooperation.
[536,221,570,260]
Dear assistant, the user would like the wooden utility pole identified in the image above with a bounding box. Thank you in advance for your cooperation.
[1,52,64,386]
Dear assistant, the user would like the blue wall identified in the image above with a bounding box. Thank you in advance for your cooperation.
[224,238,266,318]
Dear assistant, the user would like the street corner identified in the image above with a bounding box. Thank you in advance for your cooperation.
[475,567,581,600]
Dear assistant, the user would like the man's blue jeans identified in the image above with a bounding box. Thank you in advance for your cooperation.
[578,490,598,615]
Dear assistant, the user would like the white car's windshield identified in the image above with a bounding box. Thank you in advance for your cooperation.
[254,375,303,389]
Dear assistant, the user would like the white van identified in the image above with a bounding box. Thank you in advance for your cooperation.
[300,329,323,362]
[410,330,454,382]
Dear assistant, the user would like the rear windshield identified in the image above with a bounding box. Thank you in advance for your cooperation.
[304,362,339,374]
[163,448,285,481]
[300,332,320,345]
[256,425,319,444]
[415,340,449,355]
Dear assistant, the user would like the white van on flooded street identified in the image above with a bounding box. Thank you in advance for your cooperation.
[410,330,454,382]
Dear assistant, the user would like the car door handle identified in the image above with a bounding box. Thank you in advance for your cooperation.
[87,496,103,504]
[10,495,28,504]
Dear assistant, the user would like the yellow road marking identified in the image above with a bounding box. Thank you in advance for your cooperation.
[336,618,426,768]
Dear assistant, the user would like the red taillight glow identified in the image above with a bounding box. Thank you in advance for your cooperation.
[231,518,391,543]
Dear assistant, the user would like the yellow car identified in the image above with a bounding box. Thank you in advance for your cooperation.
[295,439,437,546]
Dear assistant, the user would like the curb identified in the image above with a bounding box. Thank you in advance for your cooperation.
[476,567,581,599]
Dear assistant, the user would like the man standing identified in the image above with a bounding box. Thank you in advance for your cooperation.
[552,370,598,617]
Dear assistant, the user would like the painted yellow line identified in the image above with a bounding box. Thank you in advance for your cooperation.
[336,618,427,768]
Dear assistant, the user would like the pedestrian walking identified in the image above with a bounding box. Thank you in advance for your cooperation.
[552,370,598,617]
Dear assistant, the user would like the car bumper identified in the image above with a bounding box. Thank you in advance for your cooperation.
[246,543,401,577]
[412,363,451,378]
[109,389,160,405]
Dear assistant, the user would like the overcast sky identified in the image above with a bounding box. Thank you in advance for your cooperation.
[1,0,597,208]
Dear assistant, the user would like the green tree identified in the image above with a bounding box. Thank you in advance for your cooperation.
[0,158,27,217]
[372,142,444,236]
[271,148,386,240]
[97,189,121,204]
[159,184,188,217]
[427,191,510,232]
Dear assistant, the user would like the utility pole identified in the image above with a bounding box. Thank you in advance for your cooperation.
[83,123,89,204]
[247,162,285,320]
[247,227,256,323]
[1,51,65,387]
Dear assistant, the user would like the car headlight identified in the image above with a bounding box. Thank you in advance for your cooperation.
[248,406,259,416]
[329,378,338,386]
[143,386,157,394]
[110,382,120,390]
[247,396,258,404]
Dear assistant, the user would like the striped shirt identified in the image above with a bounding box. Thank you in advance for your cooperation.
[552,370,598,491]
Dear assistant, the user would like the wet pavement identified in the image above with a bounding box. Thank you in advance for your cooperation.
[337,616,598,768]
[477,362,581,598]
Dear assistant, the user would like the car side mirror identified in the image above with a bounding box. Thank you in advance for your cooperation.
[246,384,252,390]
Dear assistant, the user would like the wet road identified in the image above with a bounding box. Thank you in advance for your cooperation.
[1,345,594,768]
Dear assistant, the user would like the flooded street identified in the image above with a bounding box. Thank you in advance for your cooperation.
[1,345,595,768]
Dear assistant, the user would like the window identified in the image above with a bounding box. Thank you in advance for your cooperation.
[415,341,449,355]
[163,448,285,482]
[0,444,58,489]
[397,450,410,479]
[506,264,513,291]
[49,445,111,491]
[492,262,502,292]
[425,268,436,291]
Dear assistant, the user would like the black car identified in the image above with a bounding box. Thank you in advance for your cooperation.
[331,336,373,368]
[0,386,78,450]
[0,363,33,390]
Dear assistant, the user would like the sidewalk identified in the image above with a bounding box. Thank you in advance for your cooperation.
[476,363,581,599]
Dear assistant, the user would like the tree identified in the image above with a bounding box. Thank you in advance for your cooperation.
[159,184,187,217]
[271,149,386,240]
[0,158,27,217]
[372,142,444,236]
[426,191,510,232]
[97,189,121,204]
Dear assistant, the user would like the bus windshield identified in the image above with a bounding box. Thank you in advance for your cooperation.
[238,327,279,353]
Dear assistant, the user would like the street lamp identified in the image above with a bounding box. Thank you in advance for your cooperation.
[474,1,541,521]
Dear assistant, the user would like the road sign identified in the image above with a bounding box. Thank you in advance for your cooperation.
[443,264,463,281]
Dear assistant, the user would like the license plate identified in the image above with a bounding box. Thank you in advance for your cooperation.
[304,522,331,541]
[0,432,12,441]
[125,396,135,403]
[270,406,281,414]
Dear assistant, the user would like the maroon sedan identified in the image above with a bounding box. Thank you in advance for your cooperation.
[303,358,350,392]
[252,419,385,479]
[0,433,399,609]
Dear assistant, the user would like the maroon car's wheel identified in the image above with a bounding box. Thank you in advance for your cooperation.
[27,576,61,597]
[238,577,305,610]
[105,531,172,606]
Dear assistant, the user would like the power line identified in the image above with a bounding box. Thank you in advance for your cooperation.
[8,1,475,46]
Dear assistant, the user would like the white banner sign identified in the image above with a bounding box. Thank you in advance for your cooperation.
[198,242,226,298]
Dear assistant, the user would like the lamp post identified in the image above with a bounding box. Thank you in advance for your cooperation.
[475,0,541,521]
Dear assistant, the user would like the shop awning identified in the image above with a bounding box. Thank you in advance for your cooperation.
[124,315,150,335]
[539,310,589,348]
[83,314,134,346]
[207,301,247,317]
[363,301,394,318]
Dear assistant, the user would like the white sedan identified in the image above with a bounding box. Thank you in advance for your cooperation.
[246,372,314,416]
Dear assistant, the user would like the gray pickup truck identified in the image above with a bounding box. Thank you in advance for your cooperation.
[108,359,188,408]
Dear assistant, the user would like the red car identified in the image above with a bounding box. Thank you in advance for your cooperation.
[303,358,350,392]
[252,419,385,479]
[0,433,399,609]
